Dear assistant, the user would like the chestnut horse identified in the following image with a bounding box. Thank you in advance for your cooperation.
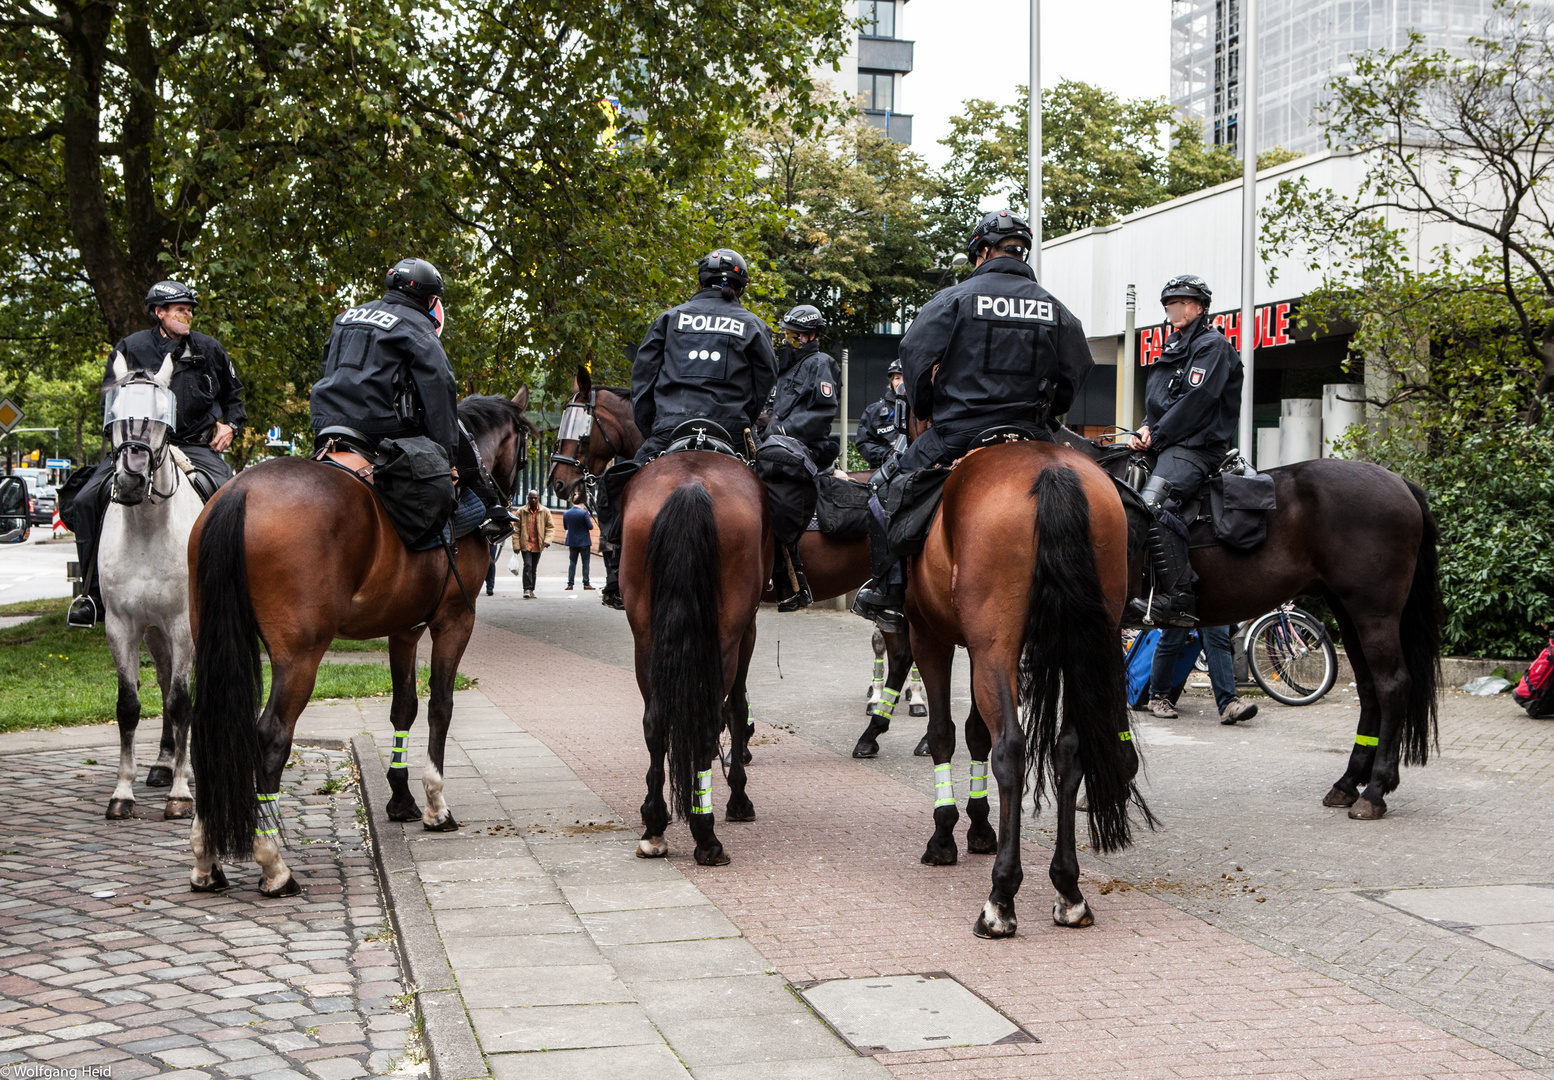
[186,392,536,895]
[907,441,1154,938]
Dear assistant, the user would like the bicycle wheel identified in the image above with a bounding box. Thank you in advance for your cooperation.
[1248,609,1338,706]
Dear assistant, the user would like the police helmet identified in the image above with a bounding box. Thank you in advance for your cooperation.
[387,258,445,303]
[144,280,199,318]
[1160,274,1212,306]
[887,359,903,376]
[780,304,826,334]
[697,249,750,292]
[967,210,1034,262]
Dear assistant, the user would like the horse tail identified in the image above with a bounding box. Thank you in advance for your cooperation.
[191,489,265,858]
[1400,479,1442,766]
[1019,465,1155,854]
[647,481,724,821]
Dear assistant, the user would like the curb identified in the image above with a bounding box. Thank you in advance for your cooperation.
[352,734,490,1080]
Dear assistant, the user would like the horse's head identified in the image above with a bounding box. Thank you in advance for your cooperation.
[105,353,177,506]
[457,387,540,505]
[546,366,640,503]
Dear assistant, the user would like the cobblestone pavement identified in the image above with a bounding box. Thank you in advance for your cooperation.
[0,746,421,1079]
[465,587,1550,1080]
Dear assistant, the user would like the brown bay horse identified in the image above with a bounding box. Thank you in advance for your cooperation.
[907,441,1154,938]
[186,392,537,895]
[620,450,773,865]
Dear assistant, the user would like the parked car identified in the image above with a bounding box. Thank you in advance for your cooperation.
[29,483,56,527]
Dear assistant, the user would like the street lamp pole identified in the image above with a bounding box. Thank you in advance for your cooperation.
[1029,0,1041,280]
[1238,0,1258,455]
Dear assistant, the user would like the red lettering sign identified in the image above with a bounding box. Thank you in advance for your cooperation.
[1136,299,1297,364]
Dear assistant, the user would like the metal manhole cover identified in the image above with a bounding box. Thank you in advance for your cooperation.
[798,972,1036,1055]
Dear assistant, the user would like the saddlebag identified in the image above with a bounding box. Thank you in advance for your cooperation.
[1207,471,1277,550]
[814,474,873,540]
[374,436,457,551]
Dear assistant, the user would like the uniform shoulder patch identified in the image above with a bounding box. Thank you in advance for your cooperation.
[1188,366,1207,387]
[819,382,833,398]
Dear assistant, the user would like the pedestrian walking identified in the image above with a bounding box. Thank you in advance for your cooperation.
[563,494,595,591]
[485,540,502,596]
[1148,626,1259,724]
[515,490,553,598]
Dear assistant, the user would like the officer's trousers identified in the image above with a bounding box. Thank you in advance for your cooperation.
[1149,444,1223,512]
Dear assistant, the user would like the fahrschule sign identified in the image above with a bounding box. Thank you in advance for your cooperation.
[1137,299,1304,366]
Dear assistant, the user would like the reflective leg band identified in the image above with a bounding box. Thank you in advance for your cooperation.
[1355,734,1379,747]
[692,769,713,815]
[872,657,884,688]
[1119,731,1133,742]
[255,793,280,838]
[391,731,409,769]
[968,760,989,800]
[747,709,754,729]
[934,763,955,807]
[910,664,922,684]
[876,686,899,719]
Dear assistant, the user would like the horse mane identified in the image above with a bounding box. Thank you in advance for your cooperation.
[596,385,630,399]
[458,394,539,439]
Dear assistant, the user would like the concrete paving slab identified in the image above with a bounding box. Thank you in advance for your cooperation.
[560,879,711,914]
[423,878,566,910]
[442,934,605,972]
[467,1003,659,1053]
[580,905,741,946]
[414,857,550,883]
[432,904,584,938]
[692,1059,891,1080]
[486,1043,690,1080]
[633,974,807,1023]
[598,939,774,983]
[455,965,634,1009]
[798,974,1030,1054]
[653,1014,858,1068]
[1472,922,1554,965]
[1375,884,1554,926]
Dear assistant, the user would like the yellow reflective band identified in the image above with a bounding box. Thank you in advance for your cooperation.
[391,730,410,767]
[910,665,921,681]
[881,687,900,702]
[692,769,714,814]
[934,762,955,807]
[254,827,279,836]
[1119,731,1132,741]
[257,793,278,801]
[968,759,989,800]
[1355,734,1379,746]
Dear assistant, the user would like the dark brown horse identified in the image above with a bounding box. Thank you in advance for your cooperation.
[186,392,537,895]
[907,441,1153,938]
[1070,432,1442,821]
[620,451,771,865]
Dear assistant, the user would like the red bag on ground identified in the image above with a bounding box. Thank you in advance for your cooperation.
[1513,636,1554,717]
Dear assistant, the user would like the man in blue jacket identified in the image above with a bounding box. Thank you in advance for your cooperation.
[1126,274,1244,627]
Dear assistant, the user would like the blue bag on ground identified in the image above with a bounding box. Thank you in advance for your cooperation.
[1125,629,1202,710]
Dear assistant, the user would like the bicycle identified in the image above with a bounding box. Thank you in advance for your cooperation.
[1242,603,1338,706]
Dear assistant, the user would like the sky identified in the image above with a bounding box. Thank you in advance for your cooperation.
[901,0,1173,171]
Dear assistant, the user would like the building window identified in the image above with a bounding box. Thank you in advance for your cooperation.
[859,0,896,39]
[859,71,894,112]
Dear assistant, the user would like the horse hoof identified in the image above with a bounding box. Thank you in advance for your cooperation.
[973,900,1017,938]
[190,865,230,893]
[966,826,997,854]
[725,800,756,822]
[385,798,421,822]
[260,874,302,898]
[741,748,753,766]
[694,844,730,867]
[1349,797,1387,820]
[913,736,931,757]
[637,837,669,858]
[145,766,173,788]
[1052,896,1094,927]
[1323,785,1359,808]
[422,811,459,832]
[852,740,879,759]
[920,840,958,866]
[909,704,927,717]
[106,798,135,820]
[163,797,194,821]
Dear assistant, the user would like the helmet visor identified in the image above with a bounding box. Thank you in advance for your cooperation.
[104,380,176,431]
[555,404,592,446]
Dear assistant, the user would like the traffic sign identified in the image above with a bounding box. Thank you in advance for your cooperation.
[46,459,70,469]
[0,398,22,434]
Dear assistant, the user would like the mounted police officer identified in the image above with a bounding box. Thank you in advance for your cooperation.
[851,210,1092,631]
[595,248,778,609]
[758,303,841,611]
[310,257,513,543]
[856,360,906,469]
[1125,274,1243,627]
[63,280,246,628]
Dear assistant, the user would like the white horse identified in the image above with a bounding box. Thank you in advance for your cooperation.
[99,354,203,820]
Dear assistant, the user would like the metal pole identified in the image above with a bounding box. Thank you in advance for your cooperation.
[839,347,850,462]
[1237,0,1258,454]
[1029,0,1042,280]
[1119,285,1137,431]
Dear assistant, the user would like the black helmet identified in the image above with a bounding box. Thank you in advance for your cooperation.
[386,258,445,303]
[967,210,1033,262]
[144,280,198,317]
[697,249,750,292]
[887,359,903,376]
[1160,274,1212,306]
[780,304,826,333]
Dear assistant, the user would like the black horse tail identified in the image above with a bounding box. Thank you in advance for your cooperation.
[1019,466,1156,854]
[191,490,265,858]
[647,481,724,821]
[1400,479,1442,767]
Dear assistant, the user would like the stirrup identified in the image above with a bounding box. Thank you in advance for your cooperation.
[67,594,99,629]
[1127,593,1197,629]
[851,582,904,634]
[777,572,811,613]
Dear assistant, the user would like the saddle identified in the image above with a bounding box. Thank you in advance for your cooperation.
[167,446,220,503]
[660,419,747,461]
[315,425,378,483]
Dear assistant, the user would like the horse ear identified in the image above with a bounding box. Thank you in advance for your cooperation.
[111,353,128,383]
[155,353,174,387]
[512,385,530,413]
[575,366,592,397]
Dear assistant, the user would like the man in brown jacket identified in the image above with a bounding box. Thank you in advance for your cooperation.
[514,490,553,598]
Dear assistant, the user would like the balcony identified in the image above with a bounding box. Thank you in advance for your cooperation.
[858,36,914,73]
[864,111,913,144]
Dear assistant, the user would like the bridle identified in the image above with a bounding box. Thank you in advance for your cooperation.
[110,418,181,504]
[548,389,619,512]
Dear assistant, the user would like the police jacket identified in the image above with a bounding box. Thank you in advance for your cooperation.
[1142,314,1242,451]
[765,341,840,452]
[898,257,1091,435]
[310,291,460,460]
[856,388,903,468]
[103,329,246,447]
[632,287,777,439]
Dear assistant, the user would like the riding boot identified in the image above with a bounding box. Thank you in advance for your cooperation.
[775,540,811,613]
[66,504,106,629]
[1127,515,1198,627]
[599,542,624,611]
[477,499,514,544]
[851,508,906,632]
[67,590,100,629]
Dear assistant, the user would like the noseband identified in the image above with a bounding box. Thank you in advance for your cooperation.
[110,419,179,505]
[548,390,619,511]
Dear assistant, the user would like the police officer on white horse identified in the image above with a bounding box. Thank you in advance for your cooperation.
[63,280,246,628]
[1125,274,1244,627]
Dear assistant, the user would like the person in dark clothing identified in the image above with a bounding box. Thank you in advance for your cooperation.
[562,495,595,590]
[855,360,906,469]
[758,303,841,612]
[1125,274,1244,628]
[852,210,1093,631]
[310,257,513,544]
[595,248,778,609]
[63,280,246,628]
